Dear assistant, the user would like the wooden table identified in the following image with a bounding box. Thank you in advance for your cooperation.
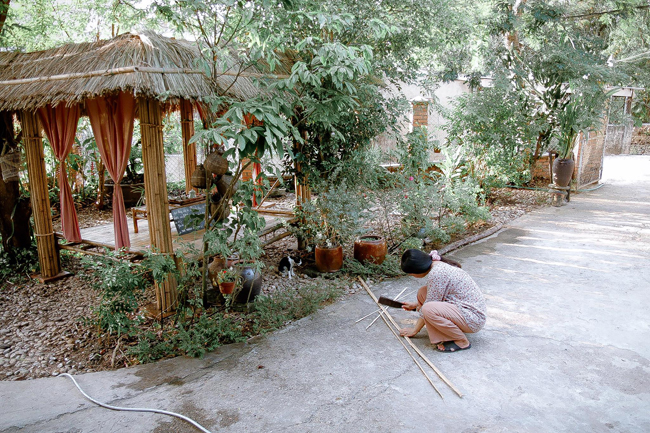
[132,195,205,233]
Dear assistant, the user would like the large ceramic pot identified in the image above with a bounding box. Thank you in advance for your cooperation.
[552,158,575,188]
[354,235,387,265]
[103,182,145,208]
[234,263,262,304]
[315,245,343,273]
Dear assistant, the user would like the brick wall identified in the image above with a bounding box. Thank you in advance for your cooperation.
[412,101,428,128]
[630,124,650,155]
[532,155,552,182]
[240,158,254,181]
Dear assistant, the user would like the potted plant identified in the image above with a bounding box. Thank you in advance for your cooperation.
[215,267,240,295]
[291,183,367,273]
[204,175,266,302]
[552,89,614,187]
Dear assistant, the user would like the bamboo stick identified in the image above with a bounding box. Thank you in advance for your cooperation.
[376,303,443,398]
[364,288,408,330]
[365,308,386,330]
[20,110,61,279]
[356,289,415,323]
[252,209,295,217]
[258,219,297,237]
[180,99,197,195]
[260,231,292,247]
[358,277,464,398]
[256,178,280,209]
[0,66,291,86]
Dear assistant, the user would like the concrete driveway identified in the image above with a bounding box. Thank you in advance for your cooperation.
[1,155,649,433]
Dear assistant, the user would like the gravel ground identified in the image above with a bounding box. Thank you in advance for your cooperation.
[0,187,551,381]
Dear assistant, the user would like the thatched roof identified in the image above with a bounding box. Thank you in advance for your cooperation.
[0,31,295,112]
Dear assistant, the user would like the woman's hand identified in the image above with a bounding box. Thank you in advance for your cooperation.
[402,301,419,312]
[400,327,418,338]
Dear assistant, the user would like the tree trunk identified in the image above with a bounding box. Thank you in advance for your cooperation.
[0,0,10,35]
[0,111,32,252]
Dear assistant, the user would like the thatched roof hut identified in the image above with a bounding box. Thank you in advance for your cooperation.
[0,31,294,112]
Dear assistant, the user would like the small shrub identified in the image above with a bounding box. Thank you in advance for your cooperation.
[0,243,39,287]
[82,253,147,339]
[342,255,402,278]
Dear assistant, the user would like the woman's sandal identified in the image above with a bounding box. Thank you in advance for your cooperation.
[439,342,471,353]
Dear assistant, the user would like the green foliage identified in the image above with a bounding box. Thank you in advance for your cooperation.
[82,253,147,338]
[128,280,345,363]
[250,281,345,333]
[631,91,650,125]
[443,78,542,189]
[215,266,240,284]
[342,255,402,279]
[0,242,39,287]
[1,0,163,51]
[394,127,435,177]
[396,145,489,245]
[289,182,369,248]
[204,176,266,265]
[554,88,616,159]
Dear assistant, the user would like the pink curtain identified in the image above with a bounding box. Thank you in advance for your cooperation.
[86,92,135,249]
[37,103,82,243]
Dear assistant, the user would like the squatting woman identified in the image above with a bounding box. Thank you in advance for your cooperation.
[399,249,486,352]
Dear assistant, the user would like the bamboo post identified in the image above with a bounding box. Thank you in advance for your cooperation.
[180,99,197,195]
[139,97,178,315]
[20,111,65,281]
[358,277,464,398]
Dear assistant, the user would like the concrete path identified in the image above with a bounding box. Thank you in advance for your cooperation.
[2,155,649,433]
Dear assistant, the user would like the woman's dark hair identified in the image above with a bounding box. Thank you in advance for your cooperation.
[400,249,462,274]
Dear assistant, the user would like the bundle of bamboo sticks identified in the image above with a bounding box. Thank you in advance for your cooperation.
[357,277,463,399]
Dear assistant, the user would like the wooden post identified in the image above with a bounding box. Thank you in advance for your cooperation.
[180,99,197,195]
[139,97,178,315]
[20,110,66,282]
[293,133,311,250]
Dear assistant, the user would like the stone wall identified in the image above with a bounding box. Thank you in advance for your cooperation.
[630,124,650,155]
[604,123,634,155]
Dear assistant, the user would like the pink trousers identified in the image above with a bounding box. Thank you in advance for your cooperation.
[417,286,472,347]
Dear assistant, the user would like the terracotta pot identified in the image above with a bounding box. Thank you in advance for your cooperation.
[552,158,575,188]
[354,235,387,265]
[315,245,343,273]
[219,281,236,295]
[208,257,225,288]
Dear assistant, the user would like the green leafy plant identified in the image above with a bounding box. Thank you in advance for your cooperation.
[216,267,240,284]
[290,182,368,249]
[82,253,147,340]
[554,88,616,160]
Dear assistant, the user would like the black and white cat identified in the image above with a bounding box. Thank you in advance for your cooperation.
[278,256,302,279]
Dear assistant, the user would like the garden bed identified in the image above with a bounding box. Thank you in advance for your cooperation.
[0,187,551,381]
